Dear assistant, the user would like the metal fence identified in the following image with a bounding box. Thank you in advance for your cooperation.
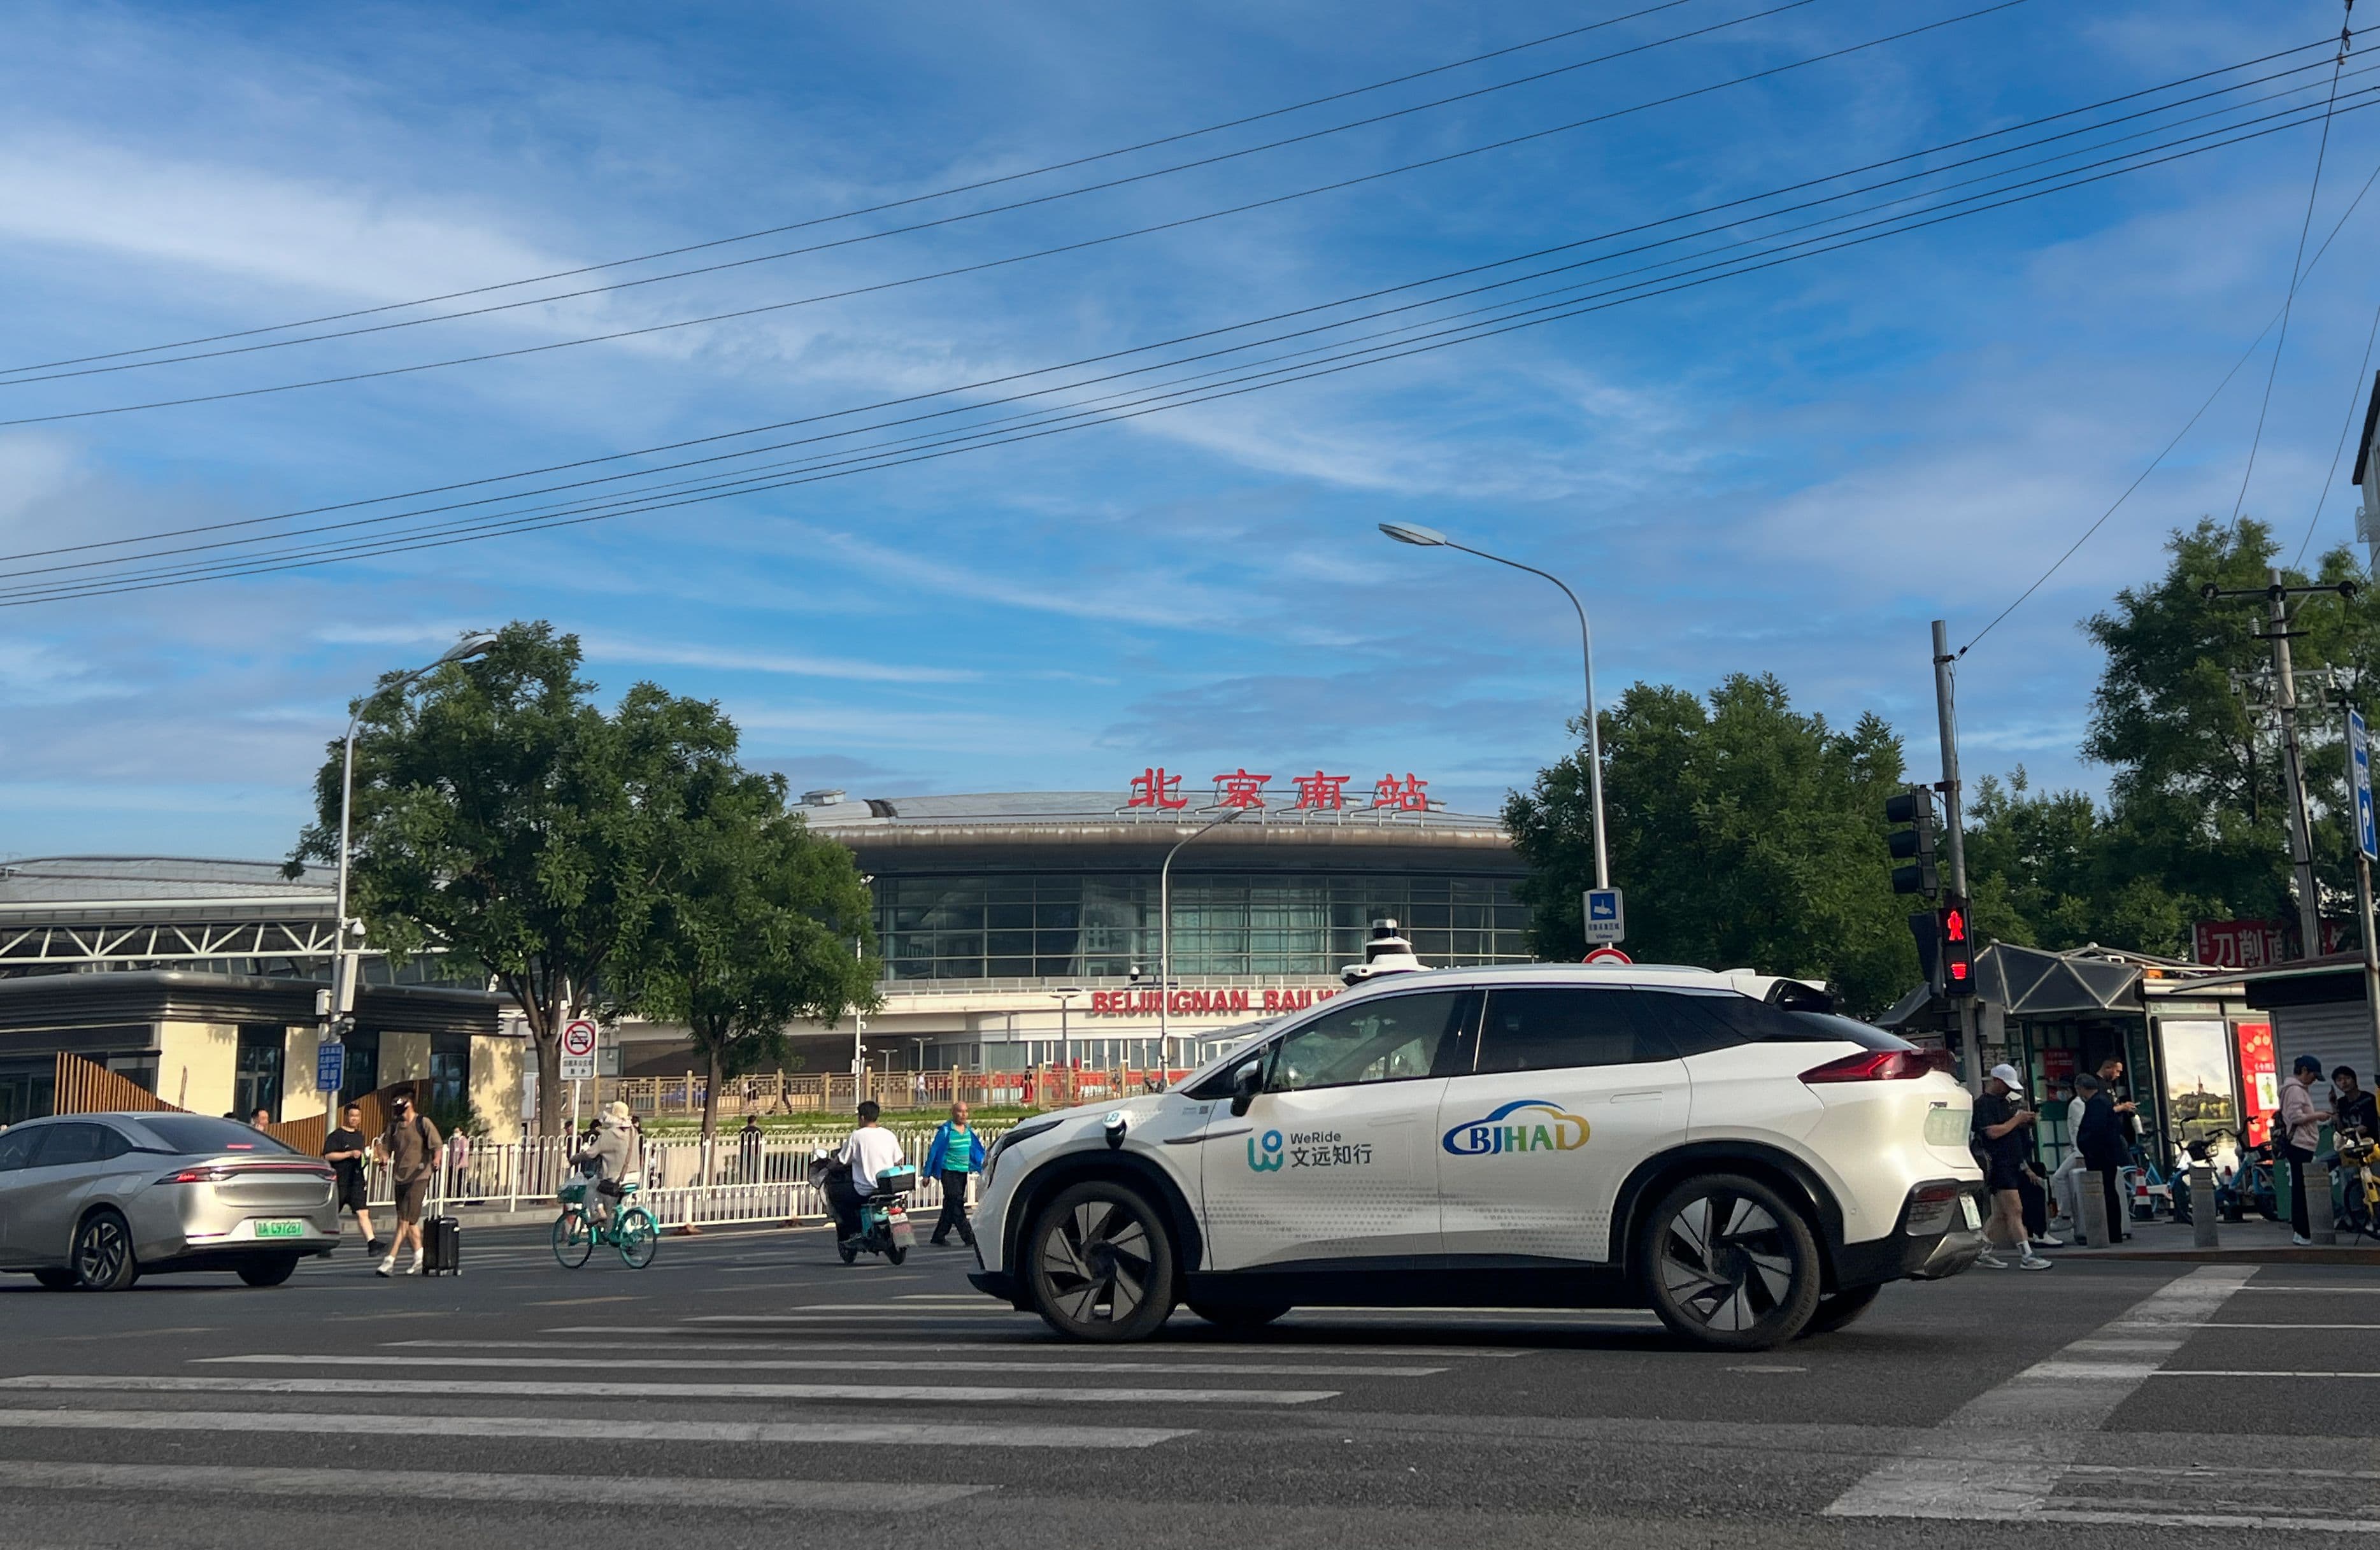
[600,1067,1182,1118]
[356,1126,1011,1230]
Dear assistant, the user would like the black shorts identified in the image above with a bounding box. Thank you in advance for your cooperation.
[1986,1155,2029,1193]
[338,1174,369,1212]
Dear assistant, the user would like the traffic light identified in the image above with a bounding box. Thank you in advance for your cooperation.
[1884,786,1939,897]
[1941,895,1976,997]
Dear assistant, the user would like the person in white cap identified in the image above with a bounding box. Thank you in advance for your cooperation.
[1973,1063,2051,1270]
[572,1099,645,1232]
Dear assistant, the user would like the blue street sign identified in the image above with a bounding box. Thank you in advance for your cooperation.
[1583,887,1626,946]
[315,1040,345,1093]
[2353,709,2377,863]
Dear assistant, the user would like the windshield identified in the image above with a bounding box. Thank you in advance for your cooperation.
[131,1115,297,1156]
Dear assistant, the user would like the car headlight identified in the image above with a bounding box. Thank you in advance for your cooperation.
[983,1120,1058,1188]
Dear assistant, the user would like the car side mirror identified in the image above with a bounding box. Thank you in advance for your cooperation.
[1228,1059,1264,1118]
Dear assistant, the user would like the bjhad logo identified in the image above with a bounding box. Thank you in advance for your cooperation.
[1441,1100,1590,1156]
[1247,1130,1285,1172]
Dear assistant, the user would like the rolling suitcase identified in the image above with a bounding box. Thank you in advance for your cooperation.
[422,1214,462,1276]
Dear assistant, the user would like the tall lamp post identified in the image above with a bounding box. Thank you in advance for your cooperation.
[332,634,499,1030]
[1379,522,1609,890]
[1158,804,1254,1072]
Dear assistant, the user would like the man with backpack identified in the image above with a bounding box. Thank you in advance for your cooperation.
[375,1092,441,1277]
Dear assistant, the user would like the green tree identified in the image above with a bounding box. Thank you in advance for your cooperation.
[615,779,880,1142]
[290,622,759,1135]
[1961,768,2214,956]
[1504,674,1919,1016]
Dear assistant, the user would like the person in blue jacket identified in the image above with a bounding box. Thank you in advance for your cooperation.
[923,1100,988,1248]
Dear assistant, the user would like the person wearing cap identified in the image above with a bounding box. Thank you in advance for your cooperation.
[2279,1055,2334,1246]
[374,1091,442,1277]
[1972,1063,2051,1270]
[573,1099,646,1232]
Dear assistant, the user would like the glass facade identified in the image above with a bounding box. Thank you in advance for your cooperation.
[877,872,1531,981]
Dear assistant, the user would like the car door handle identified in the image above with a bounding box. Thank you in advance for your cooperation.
[1167,1126,1253,1144]
[1610,1090,1665,1102]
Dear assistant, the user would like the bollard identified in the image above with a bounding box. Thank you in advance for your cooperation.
[2309,1158,2337,1246]
[2077,1169,2111,1248]
[2190,1162,2220,1249]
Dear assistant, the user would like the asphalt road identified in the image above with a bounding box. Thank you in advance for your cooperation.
[1,1223,2374,1547]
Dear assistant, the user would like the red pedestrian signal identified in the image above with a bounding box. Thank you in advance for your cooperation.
[1941,895,1976,997]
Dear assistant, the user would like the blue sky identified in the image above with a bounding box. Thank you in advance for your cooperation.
[0,0,2371,858]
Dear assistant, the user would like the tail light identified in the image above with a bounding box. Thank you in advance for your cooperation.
[157,1163,334,1185]
[159,1166,234,1184]
[1800,1049,1931,1084]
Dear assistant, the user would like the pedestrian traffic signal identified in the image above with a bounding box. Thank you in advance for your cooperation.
[1941,895,1976,997]
[1884,786,1939,896]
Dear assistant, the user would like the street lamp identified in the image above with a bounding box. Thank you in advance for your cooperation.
[1158,804,1255,1072]
[1053,986,1084,1071]
[1378,522,1609,890]
[332,633,499,1021]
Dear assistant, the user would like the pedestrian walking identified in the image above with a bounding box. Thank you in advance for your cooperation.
[923,1100,987,1248]
[2075,1072,2130,1245]
[1973,1063,2051,1270]
[322,1100,379,1254]
[374,1091,442,1277]
[2279,1055,2334,1246]
[739,1114,765,1182]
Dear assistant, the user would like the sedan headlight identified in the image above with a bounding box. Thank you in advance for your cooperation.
[982,1120,1058,1188]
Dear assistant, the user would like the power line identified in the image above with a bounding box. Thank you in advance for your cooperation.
[0,0,2035,429]
[2290,289,2380,567]
[2,52,2358,580]
[0,0,1715,378]
[9,88,2367,608]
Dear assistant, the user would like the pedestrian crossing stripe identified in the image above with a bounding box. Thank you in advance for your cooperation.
[0,1458,987,1509]
[0,1374,1337,1405]
[198,1352,1445,1378]
[0,1408,1187,1449]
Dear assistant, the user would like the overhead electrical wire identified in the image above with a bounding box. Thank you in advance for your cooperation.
[0,38,2349,576]
[0,0,1720,377]
[2289,288,2380,567]
[0,0,2034,428]
[8,82,2370,607]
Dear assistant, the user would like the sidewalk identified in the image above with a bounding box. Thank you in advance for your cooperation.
[2047,1211,2380,1265]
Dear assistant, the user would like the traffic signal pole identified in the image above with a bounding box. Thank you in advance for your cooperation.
[1931,620,1981,1096]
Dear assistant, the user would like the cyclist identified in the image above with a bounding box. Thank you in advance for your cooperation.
[573,1100,645,1230]
[827,1100,906,1249]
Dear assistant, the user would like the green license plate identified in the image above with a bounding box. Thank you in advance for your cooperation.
[254,1220,304,1239]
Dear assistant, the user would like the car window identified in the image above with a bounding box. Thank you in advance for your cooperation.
[31,1122,127,1167]
[1644,986,1906,1051]
[130,1115,295,1155]
[0,1127,44,1172]
[1475,988,1675,1074]
[1267,991,1473,1093]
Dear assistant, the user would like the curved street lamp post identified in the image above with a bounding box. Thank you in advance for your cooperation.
[1158,804,1255,1072]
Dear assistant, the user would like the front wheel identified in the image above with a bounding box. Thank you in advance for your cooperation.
[1638,1172,1821,1351]
[73,1209,139,1292]
[237,1256,299,1288]
[1799,1283,1885,1336]
[552,1209,594,1269]
[1026,1180,1176,1342]
[616,1208,657,1269]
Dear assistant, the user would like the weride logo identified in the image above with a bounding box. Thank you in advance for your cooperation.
[1247,1130,1285,1172]
[1441,1100,1590,1156]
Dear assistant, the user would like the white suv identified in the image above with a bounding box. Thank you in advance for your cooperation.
[967,963,1986,1349]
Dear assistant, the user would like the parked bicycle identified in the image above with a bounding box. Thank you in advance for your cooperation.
[2337,1127,2380,1242]
[552,1175,659,1269]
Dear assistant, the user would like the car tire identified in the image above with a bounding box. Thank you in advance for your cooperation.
[238,1256,300,1288]
[1026,1179,1176,1343]
[1638,1172,1821,1351]
[1187,1300,1292,1332]
[32,1267,76,1291]
[1799,1283,1884,1336]
[71,1209,139,1292]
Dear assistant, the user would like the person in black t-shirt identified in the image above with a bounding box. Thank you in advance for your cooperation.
[322,1101,378,1253]
[1973,1063,2051,1270]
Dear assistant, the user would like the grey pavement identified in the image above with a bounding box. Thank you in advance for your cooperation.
[0,1221,2375,1547]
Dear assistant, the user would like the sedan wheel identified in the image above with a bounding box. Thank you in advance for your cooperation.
[73,1210,139,1292]
[1027,1181,1176,1342]
[1640,1172,1819,1350]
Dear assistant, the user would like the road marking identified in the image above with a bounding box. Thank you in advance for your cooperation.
[530,1330,1526,1356]
[2020,1508,2380,1533]
[2187,1322,2380,1330]
[1825,1265,2257,1525]
[687,1307,1016,1318]
[0,1374,1337,1405]
[525,1295,646,1306]
[0,1458,987,1509]
[201,1353,1444,1378]
[2232,1284,2380,1293]
[0,1408,1187,1450]
[2149,1369,2380,1379]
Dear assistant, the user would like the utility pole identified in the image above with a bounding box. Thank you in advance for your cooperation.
[1930,620,1981,1096]
[2267,569,2326,956]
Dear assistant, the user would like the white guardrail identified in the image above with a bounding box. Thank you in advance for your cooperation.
[355,1126,1012,1230]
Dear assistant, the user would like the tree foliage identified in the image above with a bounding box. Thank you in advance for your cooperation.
[1504,673,1919,1016]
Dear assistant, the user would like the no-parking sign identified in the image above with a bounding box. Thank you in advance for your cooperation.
[560,1018,599,1081]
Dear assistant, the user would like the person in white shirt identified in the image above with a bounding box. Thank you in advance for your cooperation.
[827,1100,907,1248]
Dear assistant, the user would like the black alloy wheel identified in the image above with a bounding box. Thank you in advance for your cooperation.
[72,1209,139,1292]
[1639,1172,1820,1350]
[1027,1180,1176,1342]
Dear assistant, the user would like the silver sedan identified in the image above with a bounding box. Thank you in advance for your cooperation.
[0,1111,339,1290]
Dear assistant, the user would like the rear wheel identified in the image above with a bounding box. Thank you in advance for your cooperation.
[616,1209,657,1269]
[1799,1283,1884,1336]
[1187,1301,1292,1332]
[72,1209,139,1292]
[238,1256,299,1288]
[32,1268,76,1291]
[552,1209,594,1269]
[1027,1180,1176,1343]
[1638,1172,1820,1351]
